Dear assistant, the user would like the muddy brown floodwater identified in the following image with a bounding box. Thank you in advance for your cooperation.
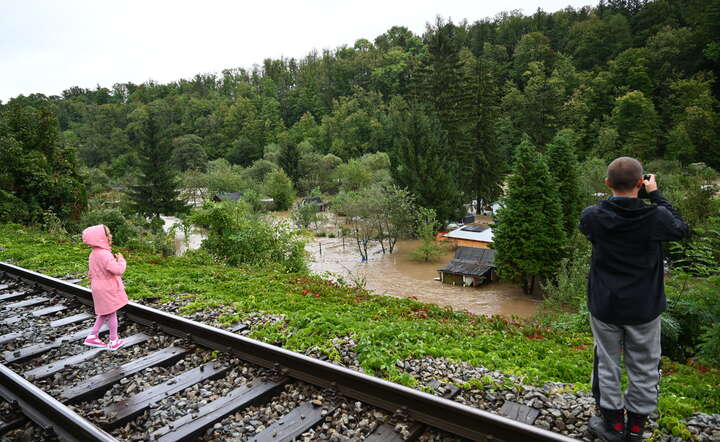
[307,237,540,318]
[161,212,540,318]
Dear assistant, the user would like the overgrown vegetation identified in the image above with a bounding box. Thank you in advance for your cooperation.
[0,224,717,437]
[188,201,306,272]
[541,161,720,369]
[4,1,719,228]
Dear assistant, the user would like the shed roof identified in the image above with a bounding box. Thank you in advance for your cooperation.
[438,247,495,278]
[444,225,494,243]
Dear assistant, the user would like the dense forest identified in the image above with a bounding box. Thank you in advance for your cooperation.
[2,0,719,227]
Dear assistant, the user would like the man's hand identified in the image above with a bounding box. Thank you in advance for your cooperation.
[114,253,124,261]
[644,174,658,193]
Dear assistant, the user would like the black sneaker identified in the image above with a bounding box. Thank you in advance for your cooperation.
[588,408,625,442]
[625,412,648,441]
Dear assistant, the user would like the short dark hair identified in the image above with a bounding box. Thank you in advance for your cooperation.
[607,157,643,191]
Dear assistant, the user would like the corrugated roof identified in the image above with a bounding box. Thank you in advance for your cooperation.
[444,225,494,242]
[438,247,495,277]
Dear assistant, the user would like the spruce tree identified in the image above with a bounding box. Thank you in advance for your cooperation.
[412,18,473,195]
[493,139,565,294]
[546,129,583,237]
[388,98,462,224]
[128,104,185,218]
[461,47,505,206]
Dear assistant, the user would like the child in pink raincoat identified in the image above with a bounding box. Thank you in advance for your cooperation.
[81,224,129,351]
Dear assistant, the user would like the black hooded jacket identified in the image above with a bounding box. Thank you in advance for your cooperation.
[579,190,689,325]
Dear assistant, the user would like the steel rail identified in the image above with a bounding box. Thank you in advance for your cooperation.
[0,363,118,442]
[0,261,579,442]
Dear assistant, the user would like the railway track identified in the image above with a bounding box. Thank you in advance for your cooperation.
[0,261,579,442]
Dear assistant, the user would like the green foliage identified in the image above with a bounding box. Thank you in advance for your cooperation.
[189,201,306,272]
[698,322,720,367]
[0,96,87,225]
[262,169,296,211]
[292,202,319,229]
[666,272,720,361]
[334,184,417,257]
[409,208,447,262]
[79,208,139,247]
[607,90,659,161]
[318,89,389,160]
[388,98,462,223]
[493,139,566,294]
[242,159,277,185]
[460,47,505,204]
[172,135,208,172]
[127,102,186,217]
[542,237,590,311]
[546,129,583,236]
[1,224,718,427]
[502,61,566,147]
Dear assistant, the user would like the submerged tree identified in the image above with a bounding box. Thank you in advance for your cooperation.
[409,207,447,262]
[493,139,565,294]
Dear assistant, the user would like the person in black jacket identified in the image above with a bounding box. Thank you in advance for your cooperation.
[579,157,689,442]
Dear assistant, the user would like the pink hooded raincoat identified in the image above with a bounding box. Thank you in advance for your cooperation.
[82,225,129,315]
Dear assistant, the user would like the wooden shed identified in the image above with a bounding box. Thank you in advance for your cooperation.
[437,247,496,287]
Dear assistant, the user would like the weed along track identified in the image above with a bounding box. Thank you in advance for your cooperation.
[0,262,578,442]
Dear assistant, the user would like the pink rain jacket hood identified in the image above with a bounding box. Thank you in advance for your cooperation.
[82,225,128,315]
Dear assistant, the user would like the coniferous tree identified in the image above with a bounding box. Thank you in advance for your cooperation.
[128,104,185,218]
[546,129,583,236]
[412,18,473,195]
[461,47,505,206]
[388,98,462,224]
[493,139,565,294]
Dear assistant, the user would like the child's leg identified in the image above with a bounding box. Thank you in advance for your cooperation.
[107,312,119,341]
[90,314,106,336]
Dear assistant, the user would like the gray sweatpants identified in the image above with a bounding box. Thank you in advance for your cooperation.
[590,315,662,415]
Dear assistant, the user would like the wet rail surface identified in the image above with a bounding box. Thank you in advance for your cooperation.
[0,262,579,442]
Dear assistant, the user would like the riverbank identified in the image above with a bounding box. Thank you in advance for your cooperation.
[162,212,541,318]
[0,224,717,440]
[306,236,540,318]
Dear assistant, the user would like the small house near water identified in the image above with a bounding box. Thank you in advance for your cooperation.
[438,247,496,287]
[444,224,494,249]
[302,196,330,212]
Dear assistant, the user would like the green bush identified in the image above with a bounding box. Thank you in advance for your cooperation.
[79,208,139,247]
[292,203,319,229]
[189,201,306,272]
[698,321,720,366]
[263,169,296,211]
[542,237,590,311]
[664,274,720,363]
[0,189,29,223]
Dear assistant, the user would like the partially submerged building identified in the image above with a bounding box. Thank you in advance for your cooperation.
[302,196,330,212]
[443,224,494,249]
[437,247,496,287]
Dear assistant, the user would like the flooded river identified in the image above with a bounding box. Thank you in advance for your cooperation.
[160,215,540,318]
[307,237,540,318]
[160,216,206,256]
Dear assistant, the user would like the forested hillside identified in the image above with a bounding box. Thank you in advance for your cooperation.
[2,0,719,224]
